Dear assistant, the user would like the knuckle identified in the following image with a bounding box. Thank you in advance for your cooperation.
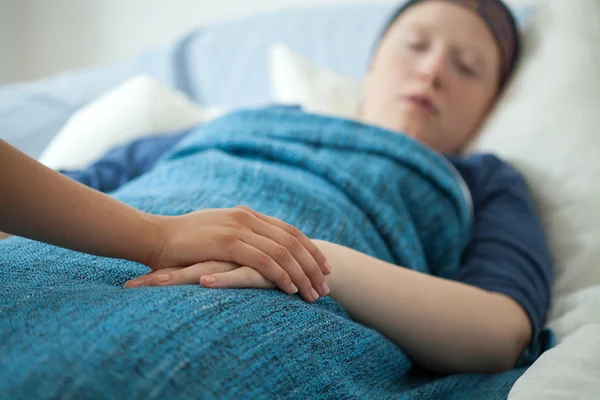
[278,269,290,286]
[220,273,231,285]
[287,235,302,251]
[285,223,302,238]
[236,205,253,213]
[232,206,253,223]
[243,267,255,282]
[274,244,291,260]
[258,252,271,267]
[305,263,321,277]
[206,261,221,274]
[216,231,238,245]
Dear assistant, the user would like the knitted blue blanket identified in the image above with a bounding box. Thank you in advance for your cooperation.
[1,107,528,399]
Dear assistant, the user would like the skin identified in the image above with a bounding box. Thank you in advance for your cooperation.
[0,139,330,303]
[361,0,502,154]
[132,2,532,375]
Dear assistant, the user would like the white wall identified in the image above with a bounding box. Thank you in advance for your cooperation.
[0,0,23,84]
[16,0,301,83]
[3,0,547,85]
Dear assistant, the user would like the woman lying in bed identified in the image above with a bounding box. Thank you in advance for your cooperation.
[8,0,552,380]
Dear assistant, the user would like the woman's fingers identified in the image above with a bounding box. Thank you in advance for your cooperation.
[124,262,281,294]
[244,220,329,299]
[124,259,326,304]
[232,238,321,303]
[125,261,238,287]
[200,266,275,289]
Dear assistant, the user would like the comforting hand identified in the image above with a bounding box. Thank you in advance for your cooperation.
[145,206,331,300]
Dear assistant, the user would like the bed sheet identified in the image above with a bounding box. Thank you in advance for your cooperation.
[509,285,600,398]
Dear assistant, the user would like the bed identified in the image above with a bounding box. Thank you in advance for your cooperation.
[2,0,600,398]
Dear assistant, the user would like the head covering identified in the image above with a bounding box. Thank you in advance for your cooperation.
[377,0,521,88]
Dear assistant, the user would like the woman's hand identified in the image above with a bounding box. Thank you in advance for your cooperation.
[125,261,281,292]
[147,206,330,300]
[128,238,336,303]
[125,260,330,303]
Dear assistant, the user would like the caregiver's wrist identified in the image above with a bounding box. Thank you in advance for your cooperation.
[130,211,165,269]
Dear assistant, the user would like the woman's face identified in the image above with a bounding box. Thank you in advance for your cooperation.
[361,1,502,154]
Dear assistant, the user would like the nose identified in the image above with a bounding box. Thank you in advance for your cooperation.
[417,49,446,89]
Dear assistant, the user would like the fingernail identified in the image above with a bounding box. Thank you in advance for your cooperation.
[311,288,320,301]
[321,282,330,296]
[324,260,332,274]
[290,283,299,293]
[127,279,144,287]
[202,276,217,284]
[157,274,170,283]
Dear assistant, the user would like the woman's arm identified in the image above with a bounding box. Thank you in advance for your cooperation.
[316,240,531,375]
[133,239,530,374]
[129,156,550,373]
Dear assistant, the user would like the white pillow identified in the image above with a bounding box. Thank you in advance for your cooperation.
[469,0,600,297]
[268,0,600,298]
[508,323,600,399]
[38,74,225,171]
[269,43,363,119]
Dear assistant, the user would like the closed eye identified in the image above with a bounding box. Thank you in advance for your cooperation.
[400,29,429,53]
[457,62,478,78]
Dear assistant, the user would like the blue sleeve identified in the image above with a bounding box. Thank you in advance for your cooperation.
[61,132,187,193]
[448,154,554,355]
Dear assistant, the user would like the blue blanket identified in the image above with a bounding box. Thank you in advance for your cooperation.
[1,107,528,399]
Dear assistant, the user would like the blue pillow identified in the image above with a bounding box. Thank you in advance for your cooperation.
[0,2,534,159]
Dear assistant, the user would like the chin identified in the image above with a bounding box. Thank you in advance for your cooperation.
[359,109,421,137]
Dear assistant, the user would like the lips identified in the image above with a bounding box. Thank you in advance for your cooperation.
[404,95,439,115]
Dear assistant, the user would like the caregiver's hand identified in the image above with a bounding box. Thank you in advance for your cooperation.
[147,206,331,300]
[0,140,328,299]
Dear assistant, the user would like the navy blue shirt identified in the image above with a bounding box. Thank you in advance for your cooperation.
[62,128,553,346]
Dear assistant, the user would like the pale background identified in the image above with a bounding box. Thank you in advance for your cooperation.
[0,0,546,85]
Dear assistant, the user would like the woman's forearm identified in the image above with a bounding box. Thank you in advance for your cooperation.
[318,240,531,374]
[0,140,158,265]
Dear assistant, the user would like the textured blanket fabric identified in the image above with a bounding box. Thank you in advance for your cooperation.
[1,108,528,399]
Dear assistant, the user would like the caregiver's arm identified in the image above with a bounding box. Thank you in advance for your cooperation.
[0,133,188,241]
[0,140,331,300]
[0,140,159,262]
[320,156,553,374]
